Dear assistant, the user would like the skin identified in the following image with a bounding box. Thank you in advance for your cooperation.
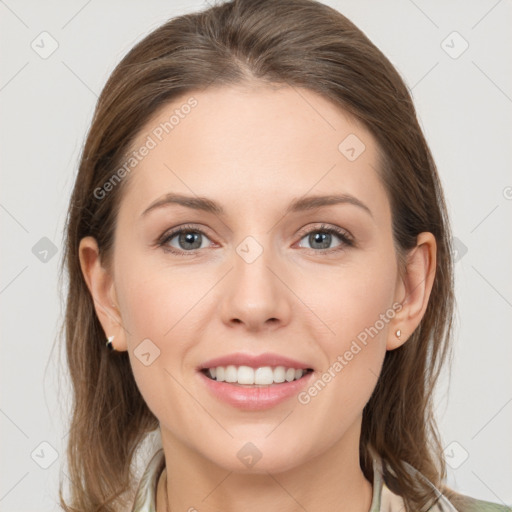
[79,83,436,512]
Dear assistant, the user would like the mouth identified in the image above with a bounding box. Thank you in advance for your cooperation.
[197,352,316,410]
[200,365,314,386]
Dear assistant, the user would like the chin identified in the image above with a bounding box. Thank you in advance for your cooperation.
[200,435,311,475]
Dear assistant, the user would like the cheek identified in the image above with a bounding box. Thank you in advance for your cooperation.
[294,267,393,452]
[292,250,397,416]
[297,253,398,354]
[114,252,222,416]
[115,252,209,343]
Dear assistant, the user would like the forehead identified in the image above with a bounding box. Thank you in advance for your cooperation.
[117,84,389,221]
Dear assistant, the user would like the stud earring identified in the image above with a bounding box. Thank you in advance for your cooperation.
[395,329,401,338]
[106,335,115,351]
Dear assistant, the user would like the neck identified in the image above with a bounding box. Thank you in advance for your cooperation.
[156,420,373,512]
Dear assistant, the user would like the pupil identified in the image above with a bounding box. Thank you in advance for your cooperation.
[179,232,201,250]
[310,232,331,249]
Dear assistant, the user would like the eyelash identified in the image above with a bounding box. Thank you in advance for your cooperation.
[157,223,354,256]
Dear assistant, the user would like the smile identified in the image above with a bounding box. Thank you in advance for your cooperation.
[202,365,313,386]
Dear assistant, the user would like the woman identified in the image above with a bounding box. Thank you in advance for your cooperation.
[59,0,509,511]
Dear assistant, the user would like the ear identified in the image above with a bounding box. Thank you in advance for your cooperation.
[78,236,128,351]
[388,232,437,350]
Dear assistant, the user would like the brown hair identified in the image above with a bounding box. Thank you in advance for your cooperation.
[59,0,458,510]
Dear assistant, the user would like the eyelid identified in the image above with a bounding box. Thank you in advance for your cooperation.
[296,223,353,242]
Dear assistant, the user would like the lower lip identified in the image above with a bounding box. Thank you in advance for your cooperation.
[199,371,314,411]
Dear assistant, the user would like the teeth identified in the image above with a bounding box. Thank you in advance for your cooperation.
[225,365,237,383]
[205,365,307,385]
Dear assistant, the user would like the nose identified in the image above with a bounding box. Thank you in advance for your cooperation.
[218,239,292,333]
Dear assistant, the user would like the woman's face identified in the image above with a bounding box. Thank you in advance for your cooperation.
[88,84,411,473]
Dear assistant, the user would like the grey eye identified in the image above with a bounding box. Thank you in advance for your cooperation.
[167,231,210,251]
[298,230,342,250]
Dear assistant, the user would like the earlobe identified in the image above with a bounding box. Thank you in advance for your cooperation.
[387,232,437,351]
[78,236,128,351]
[387,326,405,351]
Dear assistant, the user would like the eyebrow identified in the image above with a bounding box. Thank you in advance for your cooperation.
[140,192,373,218]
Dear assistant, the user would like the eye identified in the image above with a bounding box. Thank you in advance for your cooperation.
[296,224,353,252]
[157,223,353,255]
[158,225,213,254]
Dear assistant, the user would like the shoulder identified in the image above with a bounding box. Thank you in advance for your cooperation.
[392,457,510,512]
[447,492,512,512]
[380,480,511,512]
[371,451,510,512]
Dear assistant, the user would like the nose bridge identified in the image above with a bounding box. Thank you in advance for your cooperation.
[233,232,278,306]
[219,231,292,330]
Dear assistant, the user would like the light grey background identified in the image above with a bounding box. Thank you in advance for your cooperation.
[1,0,511,510]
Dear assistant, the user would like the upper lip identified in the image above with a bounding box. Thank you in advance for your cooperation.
[199,352,313,371]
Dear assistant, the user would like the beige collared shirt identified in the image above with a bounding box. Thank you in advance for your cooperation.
[131,448,509,512]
